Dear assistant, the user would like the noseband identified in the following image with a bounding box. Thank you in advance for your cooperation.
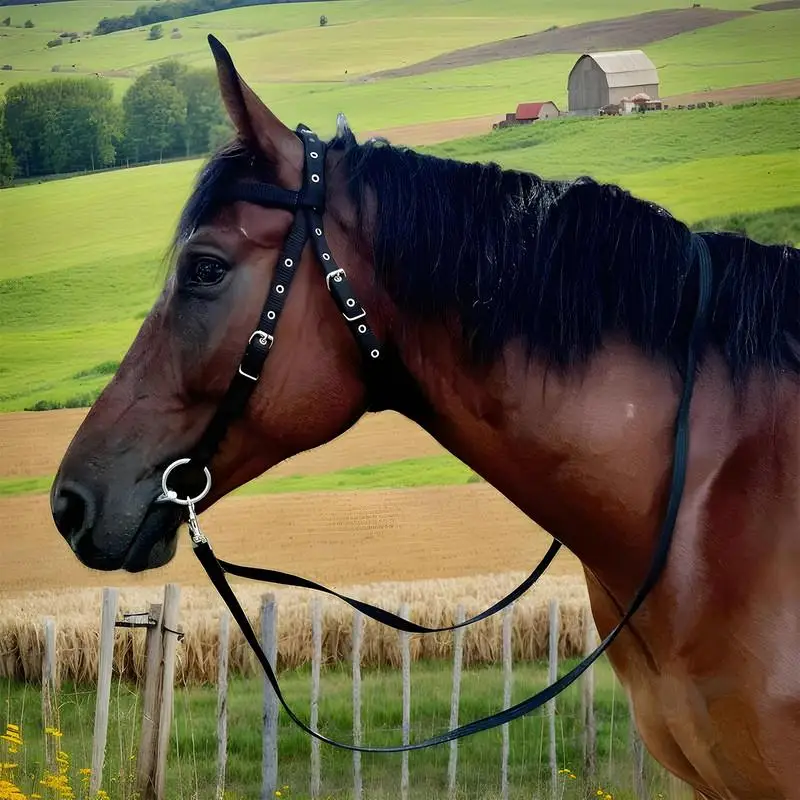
[159,123,713,753]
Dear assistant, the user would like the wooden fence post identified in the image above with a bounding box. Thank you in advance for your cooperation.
[447,604,465,800]
[581,607,597,781]
[547,599,560,800]
[261,593,279,800]
[135,602,164,800]
[352,609,363,800]
[400,603,411,800]
[42,616,58,772]
[629,695,646,799]
[216,611,230,800]
[155,584,181,800]
[90,587,119,796]
[310,598,322,800]
[500,605,514,800]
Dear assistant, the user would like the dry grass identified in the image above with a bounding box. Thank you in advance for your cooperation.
[0,573,591,685]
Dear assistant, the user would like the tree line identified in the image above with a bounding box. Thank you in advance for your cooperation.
[94,0,320,35]
[0,61,232,184]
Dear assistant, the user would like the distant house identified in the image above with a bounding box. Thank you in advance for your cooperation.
[567,50,659,115]
[493,100,560,129]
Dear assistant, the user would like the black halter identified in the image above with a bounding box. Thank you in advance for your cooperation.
[160,123,713,753]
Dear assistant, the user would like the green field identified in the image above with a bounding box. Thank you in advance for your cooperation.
[1,0,799,133]
[1,98,798,413]
[0,658,674,799]
[0,454,480,498]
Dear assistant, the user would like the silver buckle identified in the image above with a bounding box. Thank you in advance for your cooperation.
[325,268,345,291]
[238,330,274,381]
[155,457,212,506]
[343,308,366,322]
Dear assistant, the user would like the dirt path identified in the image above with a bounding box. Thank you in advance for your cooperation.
[663,77,800,106]
[753,0,800,10]
[367,8,751,80]
[361,113,503,146]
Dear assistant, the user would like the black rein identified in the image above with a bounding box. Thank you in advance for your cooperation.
[160,123,713,753]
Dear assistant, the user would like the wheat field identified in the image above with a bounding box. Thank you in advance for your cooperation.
[0,409,589,685]
[0,572,591,685]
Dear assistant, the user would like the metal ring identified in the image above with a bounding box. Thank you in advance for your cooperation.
[159,458,212,506]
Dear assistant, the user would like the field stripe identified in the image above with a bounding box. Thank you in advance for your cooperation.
[0,455,479,498]
[0,409,445,480]
[0,484,580,593]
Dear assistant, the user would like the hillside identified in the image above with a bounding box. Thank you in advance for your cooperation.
[1,98,797,415]
[1,0,798,600]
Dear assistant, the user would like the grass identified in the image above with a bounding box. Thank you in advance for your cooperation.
[0,454,478,497]
[1,658,676,799]
[1,99,797,411]
[647,9,800,97]
[691,204,800,247]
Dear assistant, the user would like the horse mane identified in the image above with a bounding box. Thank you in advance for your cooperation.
[177,127,800,384]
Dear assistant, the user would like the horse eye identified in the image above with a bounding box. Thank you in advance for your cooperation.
[187,256,227,287]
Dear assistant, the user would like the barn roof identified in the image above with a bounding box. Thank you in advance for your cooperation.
[515,101,556,120]
[575,50,658,88]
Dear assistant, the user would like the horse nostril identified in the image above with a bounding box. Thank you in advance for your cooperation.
[52,481,96,546]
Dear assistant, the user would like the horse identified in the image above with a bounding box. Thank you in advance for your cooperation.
[50,36,800,798]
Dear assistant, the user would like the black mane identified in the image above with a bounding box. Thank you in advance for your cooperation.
[177,130,800,383]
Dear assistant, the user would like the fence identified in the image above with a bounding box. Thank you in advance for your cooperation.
[8,583,691,799]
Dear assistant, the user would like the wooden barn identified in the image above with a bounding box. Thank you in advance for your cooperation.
[567,50,659,115]
[493,101,560,129]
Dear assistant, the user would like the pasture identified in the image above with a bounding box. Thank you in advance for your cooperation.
[2,658,656,800]
[1,0,799,795]
[1,100,798,414]
[1,0,798,131]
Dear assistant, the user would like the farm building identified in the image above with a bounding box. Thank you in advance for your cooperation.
[493,101,560,129]
[567,50,659,115]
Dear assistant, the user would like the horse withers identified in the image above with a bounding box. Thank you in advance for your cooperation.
[51,36,800,798]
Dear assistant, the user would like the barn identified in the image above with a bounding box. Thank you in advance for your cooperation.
[493,101,560,129]
[567,50,659,115]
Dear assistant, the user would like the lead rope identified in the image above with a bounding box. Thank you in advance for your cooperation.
[173,233,713,753]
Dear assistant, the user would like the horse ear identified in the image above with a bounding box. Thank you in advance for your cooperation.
[207,34,303,187]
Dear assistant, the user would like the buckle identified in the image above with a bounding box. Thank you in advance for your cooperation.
[238,330,274,381]
[325,268,345,291]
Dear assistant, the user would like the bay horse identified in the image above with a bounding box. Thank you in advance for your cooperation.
[51,36,800,798]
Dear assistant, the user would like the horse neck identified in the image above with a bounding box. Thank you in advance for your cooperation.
[386,317,727,600]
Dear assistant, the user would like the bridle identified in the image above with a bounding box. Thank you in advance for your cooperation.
[158,123,713,752]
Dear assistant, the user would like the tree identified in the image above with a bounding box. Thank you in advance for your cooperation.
[3,78,121,177]
[24,19,34,28]
[122,71,186,162]
[0,109,16,187]
[2,17,10,27]
[148,23,163,40]
[319,14,327,26]
[121,61,229,161]
[176,68,229,155]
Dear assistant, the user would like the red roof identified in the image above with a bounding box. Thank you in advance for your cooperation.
[515,102,548,120]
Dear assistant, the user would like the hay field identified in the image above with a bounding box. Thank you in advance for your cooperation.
[0,572,590,684]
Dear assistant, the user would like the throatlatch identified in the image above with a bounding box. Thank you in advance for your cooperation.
[158,121,713,753]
